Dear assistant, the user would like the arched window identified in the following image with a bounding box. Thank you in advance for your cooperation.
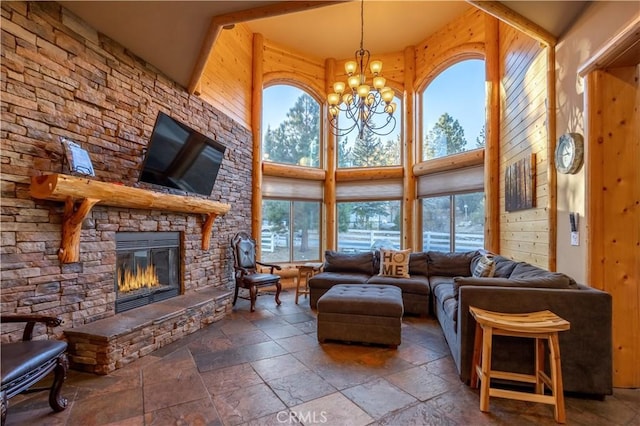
[421,60,485,161]
[261,84,322,263]
[419,59,486,251]
[262,85,321,167]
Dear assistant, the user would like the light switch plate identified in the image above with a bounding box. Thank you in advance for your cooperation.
[570,231,579,246]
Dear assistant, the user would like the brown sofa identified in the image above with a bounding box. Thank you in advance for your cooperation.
[308,250,613,397]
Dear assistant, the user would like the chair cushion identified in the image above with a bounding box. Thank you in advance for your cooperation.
[1,340,67,385]
[242,273,280,286]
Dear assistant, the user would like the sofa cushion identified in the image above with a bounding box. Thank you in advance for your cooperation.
[442,297,458,324]
[378,248,411,278]
[432,281,455,309]
[427,251,478,277]
[308,272,370,290]
[492,256,520,278]
[409,252,429,276]
[323,250,374,275]
[509,262,578,287]
[366,275,431,295]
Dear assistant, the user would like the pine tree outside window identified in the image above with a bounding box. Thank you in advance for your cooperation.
[262,85,321,167]
[421,60,485,161]
[337,95,402,168]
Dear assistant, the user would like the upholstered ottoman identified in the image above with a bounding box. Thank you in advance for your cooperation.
[317,284,403,348]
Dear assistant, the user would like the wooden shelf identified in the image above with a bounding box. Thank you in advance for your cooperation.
[30,174,231,263]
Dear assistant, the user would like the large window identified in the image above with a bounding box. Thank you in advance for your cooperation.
[337,201,401,252]
[421,60,485,161]
[338,95,402,168]
[422,192,484,252]
[261,200,321,263]
[262,85,321,167]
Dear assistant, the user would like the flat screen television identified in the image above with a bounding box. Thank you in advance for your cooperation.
[139,112,226,196]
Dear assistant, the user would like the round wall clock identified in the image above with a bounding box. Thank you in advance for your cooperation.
[555,133,584,174]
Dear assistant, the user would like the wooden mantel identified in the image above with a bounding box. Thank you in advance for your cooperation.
[30,174,231,263]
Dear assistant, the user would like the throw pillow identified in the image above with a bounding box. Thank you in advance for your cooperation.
[378,248,411,278]
[472,255,495,278]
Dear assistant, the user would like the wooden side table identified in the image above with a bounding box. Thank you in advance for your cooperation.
[295,263,323,304]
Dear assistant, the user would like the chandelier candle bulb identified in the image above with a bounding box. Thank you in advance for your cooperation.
[348,75,360,89]
[373,76,386,90]
[345,61,357,75]
[381,88,394,103]
[327,93,340,105]
[333,82,345,94]
[357,84,370,98]
[370,60,382,74]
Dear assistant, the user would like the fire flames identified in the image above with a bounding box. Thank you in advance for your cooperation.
[118,264,160,293]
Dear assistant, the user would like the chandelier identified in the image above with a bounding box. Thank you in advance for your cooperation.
[327,0,397,140]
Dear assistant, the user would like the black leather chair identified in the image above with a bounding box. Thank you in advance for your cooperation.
[0,315,68,425]
[231,231,282,312]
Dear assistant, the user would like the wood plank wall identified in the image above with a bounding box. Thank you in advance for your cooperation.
[199,23,254,130]
[498,24,550,267]
[415,8,485,86]
[263,40,325,96]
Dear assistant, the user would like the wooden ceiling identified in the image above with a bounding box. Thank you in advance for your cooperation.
[61,1,589,90]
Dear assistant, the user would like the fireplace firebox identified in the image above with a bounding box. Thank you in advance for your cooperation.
[115,232,181,313]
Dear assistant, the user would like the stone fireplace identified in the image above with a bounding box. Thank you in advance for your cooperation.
[1,1,253,374]
[115,232,181,313]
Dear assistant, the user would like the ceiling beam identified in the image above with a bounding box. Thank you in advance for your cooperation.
[188,1,348,94]
[466,1,557,46]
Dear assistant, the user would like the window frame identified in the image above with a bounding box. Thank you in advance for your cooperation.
[420,190,485,253]
[261,82,325,169]
[416,53,485,163]
[261,197,322,263]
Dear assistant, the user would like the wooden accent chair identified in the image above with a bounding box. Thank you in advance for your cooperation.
[0,315,68,425]
[231,231,282,312]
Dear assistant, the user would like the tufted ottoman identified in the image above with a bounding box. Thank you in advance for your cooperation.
[317,284,403,348]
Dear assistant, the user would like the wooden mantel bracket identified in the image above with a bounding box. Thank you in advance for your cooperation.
[201,213,218,250]
[30,174,231,263]
[60,197,100,263]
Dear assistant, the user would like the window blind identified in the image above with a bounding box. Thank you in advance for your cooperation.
[336,178,403,201]
[417,165,484,197]
[262,176,323,200]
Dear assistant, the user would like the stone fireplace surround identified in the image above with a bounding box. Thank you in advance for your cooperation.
[0,2,252,372]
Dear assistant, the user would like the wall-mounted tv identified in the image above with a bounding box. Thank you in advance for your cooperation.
[139,112,226,196]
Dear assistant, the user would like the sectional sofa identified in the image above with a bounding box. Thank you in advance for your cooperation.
[308,250,613,397]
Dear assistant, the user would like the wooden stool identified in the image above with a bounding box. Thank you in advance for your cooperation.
[295,262,322,304]
[469,306,570,423]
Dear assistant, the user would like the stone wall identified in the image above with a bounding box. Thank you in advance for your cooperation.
[0,2,252,341]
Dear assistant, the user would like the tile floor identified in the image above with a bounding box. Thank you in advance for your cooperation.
[5,288,639,425]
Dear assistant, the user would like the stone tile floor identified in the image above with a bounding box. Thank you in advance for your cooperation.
[6,289,639,425]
